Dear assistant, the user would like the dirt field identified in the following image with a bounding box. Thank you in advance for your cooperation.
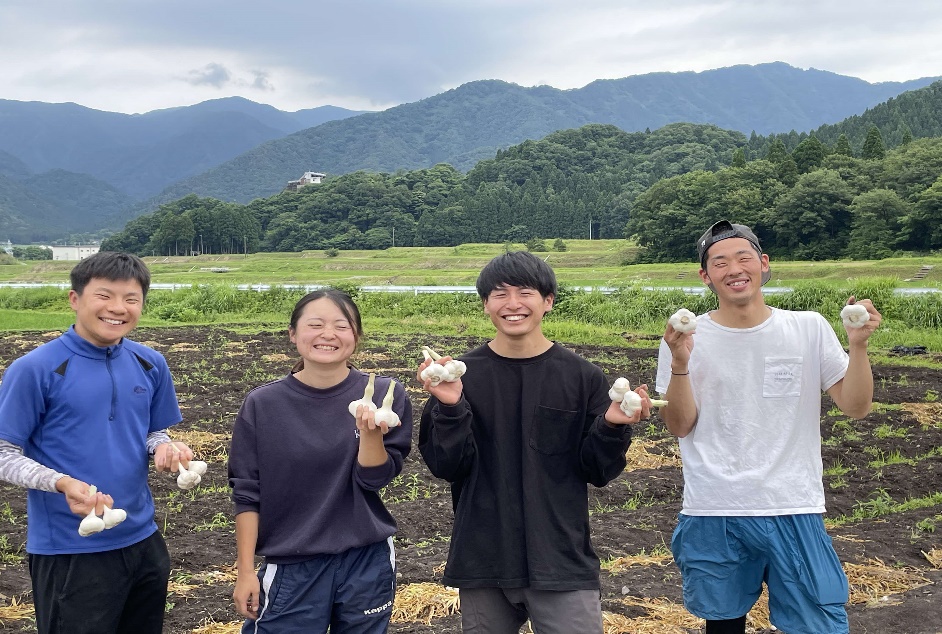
[1,327,941,633]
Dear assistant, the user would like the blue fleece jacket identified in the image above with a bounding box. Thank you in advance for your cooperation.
[0,326,182,554]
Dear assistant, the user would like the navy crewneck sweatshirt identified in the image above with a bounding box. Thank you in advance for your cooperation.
[229,369,412,562]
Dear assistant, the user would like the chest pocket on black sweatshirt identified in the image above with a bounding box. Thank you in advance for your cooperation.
[529,406,581,455]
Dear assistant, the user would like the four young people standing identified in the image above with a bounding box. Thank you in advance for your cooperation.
[0,237,884,634]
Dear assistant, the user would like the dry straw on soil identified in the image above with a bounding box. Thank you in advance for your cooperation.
[170,429,231,463]
[623,438,681,471]
[602,592,772,633]
[924,548,942,568]
[602,551,673,572]
[0,597,33,623]
[901,402,942,427]
[191,620,242,634]
[845,557,932,604]
[602,599,701,633]
[391,582,460,624]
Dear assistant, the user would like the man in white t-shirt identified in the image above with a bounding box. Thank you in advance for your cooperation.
[655,220,881,634]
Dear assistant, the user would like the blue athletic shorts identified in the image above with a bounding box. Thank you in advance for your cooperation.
[671,513,849,634]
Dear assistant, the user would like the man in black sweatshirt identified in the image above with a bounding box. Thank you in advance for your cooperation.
[418,251,649,633]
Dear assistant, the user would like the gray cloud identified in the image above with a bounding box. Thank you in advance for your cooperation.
[186,63,232,88]
[251,71,274,92]
[0,0,940,113]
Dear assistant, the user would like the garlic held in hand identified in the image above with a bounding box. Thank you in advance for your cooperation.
[348,373,378,417]
[102,505,127,529]
[608,377,668,417]
[840,303,870,329]
[422,346,468,385]
[167,444,203,490]
[373,380,401,428]
[419,349,448,387]
[176,461,202,490]
[77,485,106,537]
[608,377,631,402]
[668,308,698,334]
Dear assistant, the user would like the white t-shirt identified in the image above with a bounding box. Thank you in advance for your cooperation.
[655,307,848,516]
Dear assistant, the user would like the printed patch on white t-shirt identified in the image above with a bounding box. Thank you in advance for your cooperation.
[763,357,803,397]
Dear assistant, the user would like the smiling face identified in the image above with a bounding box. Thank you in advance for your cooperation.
[483,284,554,341]
[699,237,770,308]
[289,297,358,370]
[69,278,144,347]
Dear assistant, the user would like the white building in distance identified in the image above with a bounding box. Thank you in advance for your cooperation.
[284,171,326,192]
[51,245,100,261]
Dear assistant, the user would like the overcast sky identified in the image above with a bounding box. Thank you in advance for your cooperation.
[1,0,940,115]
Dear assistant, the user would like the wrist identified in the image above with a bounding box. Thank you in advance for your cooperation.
[54,475,73,493]
[847,339,869,352]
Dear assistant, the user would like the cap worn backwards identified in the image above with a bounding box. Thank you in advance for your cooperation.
[696,220,771,286]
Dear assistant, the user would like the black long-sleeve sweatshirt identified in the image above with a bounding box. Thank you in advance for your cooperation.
[419,343,631,590]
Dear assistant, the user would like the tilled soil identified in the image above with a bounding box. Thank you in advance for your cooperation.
[1,327,940,633]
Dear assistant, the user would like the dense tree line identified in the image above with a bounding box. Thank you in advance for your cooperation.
[103,123,744,252]
[627,137,942,261]
[102,124,942,262]
[11,246,51,260]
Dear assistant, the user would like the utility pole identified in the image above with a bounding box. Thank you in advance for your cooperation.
[391,226,395,248]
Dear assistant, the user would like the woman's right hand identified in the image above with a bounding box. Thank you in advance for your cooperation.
[233,570,261,620]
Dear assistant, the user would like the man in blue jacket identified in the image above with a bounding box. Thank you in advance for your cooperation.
[0,251,195,634]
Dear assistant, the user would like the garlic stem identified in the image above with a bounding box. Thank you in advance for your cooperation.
[77,485,106,537]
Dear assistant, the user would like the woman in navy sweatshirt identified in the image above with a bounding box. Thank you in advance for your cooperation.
[228,289,412,633]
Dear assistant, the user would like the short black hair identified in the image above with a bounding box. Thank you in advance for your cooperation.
[70,251,151,299]
[475,251,557,300]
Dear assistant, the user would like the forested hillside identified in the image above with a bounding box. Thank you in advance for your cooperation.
[151,64,940,207]
[0,98,366,199]
[101,122,942,261]
[745,80,942,158]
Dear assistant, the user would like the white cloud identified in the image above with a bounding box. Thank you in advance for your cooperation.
[0,0,940,114]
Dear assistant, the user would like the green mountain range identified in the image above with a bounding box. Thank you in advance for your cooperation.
[2,62,940,242]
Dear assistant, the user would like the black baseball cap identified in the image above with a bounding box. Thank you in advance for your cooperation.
[697,220,771,285]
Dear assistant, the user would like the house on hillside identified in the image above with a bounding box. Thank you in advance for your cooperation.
[284,171,326,192]
[51,245,100,261]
